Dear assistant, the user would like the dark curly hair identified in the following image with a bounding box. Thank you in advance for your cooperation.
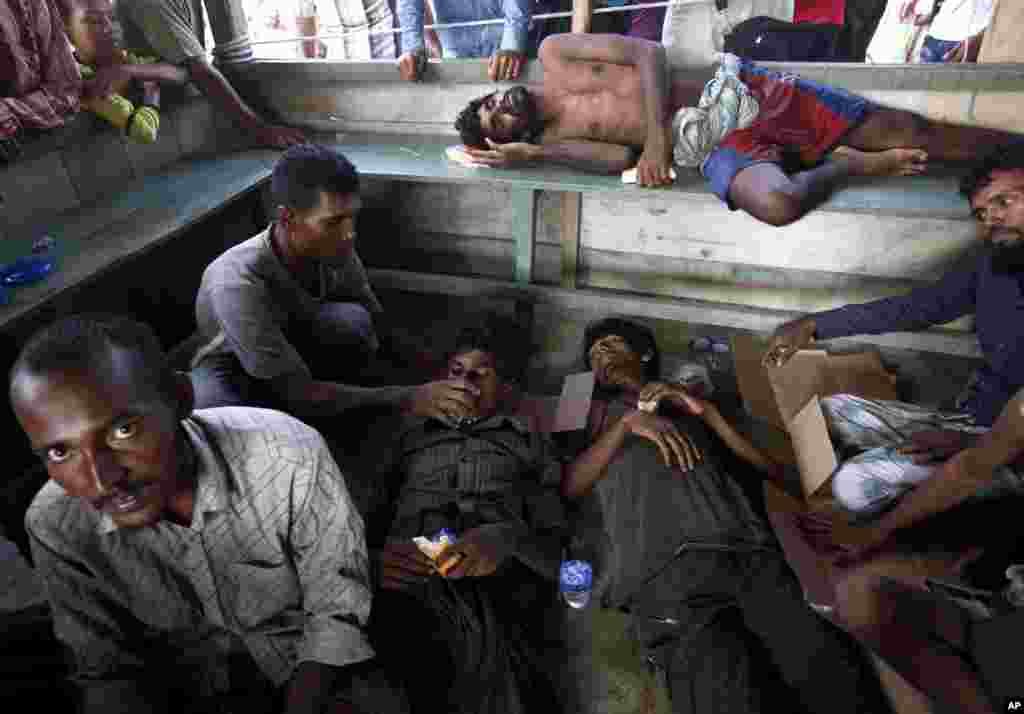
[583,317,661,380]
[449,312,532,384]
[960,140,1024,200]
[454,93,494,149]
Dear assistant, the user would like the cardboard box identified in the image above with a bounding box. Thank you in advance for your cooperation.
[732,334,899,497]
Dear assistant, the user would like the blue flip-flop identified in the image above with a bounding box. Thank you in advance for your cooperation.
[0,255,55,286]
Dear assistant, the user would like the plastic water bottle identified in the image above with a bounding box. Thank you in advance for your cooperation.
[560,559,593,609]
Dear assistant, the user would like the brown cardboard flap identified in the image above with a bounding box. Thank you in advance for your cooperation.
[823,352,898,401]
[788,395,838,497]
[768,350,828,424]
[732,334,784,427]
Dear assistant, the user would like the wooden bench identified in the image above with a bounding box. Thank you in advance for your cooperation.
[313,132,980,359]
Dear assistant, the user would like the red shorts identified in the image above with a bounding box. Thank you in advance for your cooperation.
[701,61,875,207]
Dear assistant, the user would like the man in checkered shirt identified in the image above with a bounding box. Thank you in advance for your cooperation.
[16,314,400,714]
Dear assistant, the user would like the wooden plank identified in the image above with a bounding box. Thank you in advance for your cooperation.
[366,268,983,358]
[512,189,537,284]
[560,193,581,288]
[317,135,972,220]
[241,56,1024,93]
[0,153,274,331]
[580,194,975,280]
[362,228,973,323]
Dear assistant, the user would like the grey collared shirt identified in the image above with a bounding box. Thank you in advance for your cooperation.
[194,225,383,380]
[390,414,565,541]
[26,407,374,702]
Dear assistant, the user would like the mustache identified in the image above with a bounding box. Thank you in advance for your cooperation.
[93,479,150,508]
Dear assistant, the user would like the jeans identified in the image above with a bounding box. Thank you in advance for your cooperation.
[190,301,377,410]
[920,35,962,63]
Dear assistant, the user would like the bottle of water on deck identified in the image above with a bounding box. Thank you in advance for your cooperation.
[560,558,593,609]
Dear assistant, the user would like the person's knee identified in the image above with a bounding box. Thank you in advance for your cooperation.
[315,302,377,353]
[749,190,805,227]
[831,460,881,514]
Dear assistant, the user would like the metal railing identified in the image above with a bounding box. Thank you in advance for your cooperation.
[243,0,690,49]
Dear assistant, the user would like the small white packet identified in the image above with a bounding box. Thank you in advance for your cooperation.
[621,167,678,184]
[446,145,490,168]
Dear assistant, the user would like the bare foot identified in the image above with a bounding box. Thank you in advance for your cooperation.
[832,145,929,177]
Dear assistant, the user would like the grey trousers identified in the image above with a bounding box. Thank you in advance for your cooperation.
[190,301,377,410]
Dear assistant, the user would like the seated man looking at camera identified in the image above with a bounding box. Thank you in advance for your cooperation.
[455,32,1021,226]
[192,144,476,426]
[762,142,1024,534]
[563,317,891,714]
[371,315,567,714]
[17,315,400,714]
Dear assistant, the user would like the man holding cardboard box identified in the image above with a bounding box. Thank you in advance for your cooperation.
[763,142,1024,533]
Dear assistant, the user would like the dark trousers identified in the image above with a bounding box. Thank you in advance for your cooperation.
[370,560,566,714]
[631,551,893,714]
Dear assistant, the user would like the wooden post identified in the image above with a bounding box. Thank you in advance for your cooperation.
[512,189,537,285]
[560,193,581,289]
[556,0,592,289]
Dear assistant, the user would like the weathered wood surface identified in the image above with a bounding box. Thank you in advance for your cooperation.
[579,194,976,279]
[0,152,275,331]
[323,136,973,219]
[367,268,982,357]
[364,182,976,322]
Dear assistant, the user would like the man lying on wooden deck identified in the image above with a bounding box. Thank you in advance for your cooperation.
[562,317,891,714]
[455,33,1020,226]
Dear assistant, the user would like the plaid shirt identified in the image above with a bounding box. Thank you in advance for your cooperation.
[390,415,565,544]
[26,407,373,705]
[0,0,81,139]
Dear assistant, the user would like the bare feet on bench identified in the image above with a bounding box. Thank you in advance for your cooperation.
[831,145,929,177]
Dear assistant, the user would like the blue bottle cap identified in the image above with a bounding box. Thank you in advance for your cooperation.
[559,560,593,591]
[431,528,458,545]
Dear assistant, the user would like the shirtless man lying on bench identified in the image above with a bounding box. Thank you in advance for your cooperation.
[456,33,1020,226]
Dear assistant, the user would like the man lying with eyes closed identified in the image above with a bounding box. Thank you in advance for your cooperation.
[16,314,404,714]
[562,317,892,714]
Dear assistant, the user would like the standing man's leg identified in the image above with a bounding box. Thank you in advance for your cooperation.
[834,575,997,714]
[737,552,895,714]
